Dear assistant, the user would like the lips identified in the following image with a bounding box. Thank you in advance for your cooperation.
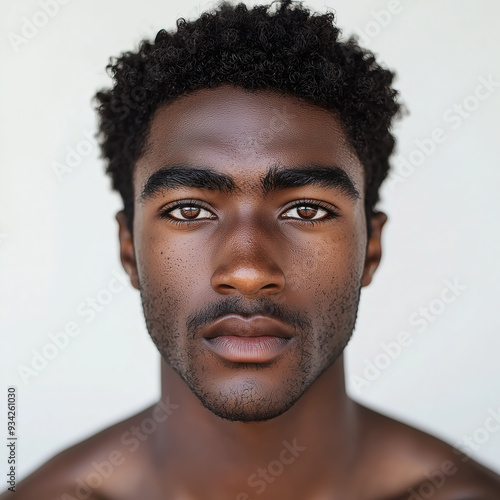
[199,314,294,339]
[199,314,294,363]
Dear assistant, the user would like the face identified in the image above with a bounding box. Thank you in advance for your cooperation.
[117,85,386,422]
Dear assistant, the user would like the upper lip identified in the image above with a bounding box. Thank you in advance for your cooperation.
[199,314,294,340]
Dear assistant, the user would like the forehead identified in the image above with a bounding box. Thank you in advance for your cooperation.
[135,85,364,194]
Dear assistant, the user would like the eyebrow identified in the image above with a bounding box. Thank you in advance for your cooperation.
[138,163,360,203]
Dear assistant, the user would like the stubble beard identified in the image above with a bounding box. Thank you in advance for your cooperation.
[138,276,362,423]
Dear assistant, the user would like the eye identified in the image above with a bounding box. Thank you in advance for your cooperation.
[281,199,339,225]
[282,205,328,220]
[159,200,216,225]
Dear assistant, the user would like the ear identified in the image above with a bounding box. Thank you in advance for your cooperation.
[116,211,140,290]
[361,212,387,287]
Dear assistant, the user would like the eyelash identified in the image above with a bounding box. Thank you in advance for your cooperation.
[283,199,340,226]
[158,199,214,227]
[158,198,340,227]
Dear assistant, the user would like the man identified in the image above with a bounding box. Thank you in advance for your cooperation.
[4,0,500,498]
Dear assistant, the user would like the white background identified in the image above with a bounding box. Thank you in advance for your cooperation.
[1,0,499,480]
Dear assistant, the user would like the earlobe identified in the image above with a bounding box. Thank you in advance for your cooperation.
[361,212,387,287]
[116,211,140,290]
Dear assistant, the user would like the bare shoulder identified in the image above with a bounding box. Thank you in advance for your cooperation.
[356,403,500,500]
[0,402,168,500]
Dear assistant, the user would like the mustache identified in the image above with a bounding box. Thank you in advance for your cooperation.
[185,296,312,338]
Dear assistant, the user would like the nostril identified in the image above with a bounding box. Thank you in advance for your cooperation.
[219,284,235,290]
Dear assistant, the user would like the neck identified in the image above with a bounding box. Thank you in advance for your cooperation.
[156,356,359,475]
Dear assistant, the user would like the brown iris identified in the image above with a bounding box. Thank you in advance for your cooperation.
[296,206,318,219]
[181,207,201,219]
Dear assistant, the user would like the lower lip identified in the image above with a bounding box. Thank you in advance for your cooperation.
[204,336,291,363]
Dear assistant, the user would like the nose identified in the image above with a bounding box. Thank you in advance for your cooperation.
[210,219,286,297]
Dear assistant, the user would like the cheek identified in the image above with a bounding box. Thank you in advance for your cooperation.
[136,228,214,304]
[286,227,365,295]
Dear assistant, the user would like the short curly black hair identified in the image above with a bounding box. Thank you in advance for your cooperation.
[94,0,401,235]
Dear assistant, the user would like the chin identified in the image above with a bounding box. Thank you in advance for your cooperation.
[185,371,310,423]
[195,392,298,423]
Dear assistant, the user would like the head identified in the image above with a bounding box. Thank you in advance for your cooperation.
[94,0,401,422]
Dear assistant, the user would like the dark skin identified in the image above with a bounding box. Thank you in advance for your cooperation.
[4,85,500,500]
